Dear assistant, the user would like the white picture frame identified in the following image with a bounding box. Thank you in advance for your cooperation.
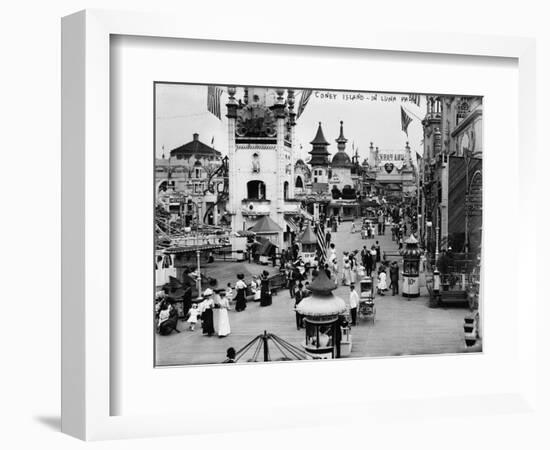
[61,9,537,441]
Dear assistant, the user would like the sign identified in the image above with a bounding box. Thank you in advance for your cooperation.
[384,162,394,173]
[378,150,406,170]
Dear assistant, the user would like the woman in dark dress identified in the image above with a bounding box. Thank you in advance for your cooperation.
[200,290,216,336]
[234,273,247,312]
[259,270,272,307]
[158,300,180,335]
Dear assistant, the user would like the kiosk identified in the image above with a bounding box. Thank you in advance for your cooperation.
[296,270,349,358]
[297,224,318,267]
[402,235,421,298]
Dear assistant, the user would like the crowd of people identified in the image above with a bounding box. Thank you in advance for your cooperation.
[156,201,422,364]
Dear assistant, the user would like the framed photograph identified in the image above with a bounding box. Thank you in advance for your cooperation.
[62,9,537,440]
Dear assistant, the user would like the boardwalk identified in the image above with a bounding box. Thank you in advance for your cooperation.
[155,221,471,366]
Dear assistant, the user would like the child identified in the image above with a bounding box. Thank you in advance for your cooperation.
[186,303,200,331]
[226,282,234,302]
[157,302,170,330]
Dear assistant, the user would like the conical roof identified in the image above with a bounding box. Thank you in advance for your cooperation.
[298,224,317,245]
[296,270,346,318]
[247,215,283,233]
[335,121,348,146]
[308,122,331,166]
[310,122,329,146]
[308,269,337,294]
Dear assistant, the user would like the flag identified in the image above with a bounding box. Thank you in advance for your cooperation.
[207,86,223,120]
[211,136,215,147]
[315,225,328,263]
[401,106,413,136]
[296,89,312,120]
[409,94,421,106]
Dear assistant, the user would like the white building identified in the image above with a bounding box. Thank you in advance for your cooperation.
[226,87,302,248]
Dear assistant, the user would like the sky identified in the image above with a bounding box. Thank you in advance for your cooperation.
[155,84,427,164]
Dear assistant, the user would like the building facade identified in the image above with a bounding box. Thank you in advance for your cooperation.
[420,95,483,255]
[156,133,227,226]
[226,87,303,248]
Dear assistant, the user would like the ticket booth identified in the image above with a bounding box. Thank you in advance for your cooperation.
[402,235,421,298]
[296,270,348,358]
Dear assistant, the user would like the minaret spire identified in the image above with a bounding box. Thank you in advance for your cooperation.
[335,120,348,152]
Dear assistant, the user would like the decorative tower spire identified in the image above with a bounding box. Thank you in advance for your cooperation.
[308,122,331,166]
[336,120,348,152]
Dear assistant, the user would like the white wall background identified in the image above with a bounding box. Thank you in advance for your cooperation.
[0,0,547,449]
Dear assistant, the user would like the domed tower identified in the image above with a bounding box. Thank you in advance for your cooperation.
[330,121,354,195]
[308,122,331,188]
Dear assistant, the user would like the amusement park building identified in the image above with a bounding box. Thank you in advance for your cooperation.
[155,133,228,226]
[420,95,483,255]
[225,87,305,249]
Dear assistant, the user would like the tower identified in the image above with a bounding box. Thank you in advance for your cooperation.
[308,122,331,188]
[330,121,354,191]
[226,87,296,247]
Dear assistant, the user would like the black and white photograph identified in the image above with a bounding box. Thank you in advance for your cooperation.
[154,84,483,366]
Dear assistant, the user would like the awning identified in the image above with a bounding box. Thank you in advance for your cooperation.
[285,217,299,233]
[163,243,230,254]
[248,215,283,233]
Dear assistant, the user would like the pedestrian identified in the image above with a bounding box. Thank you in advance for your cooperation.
[377,267,387,296]
[325,230,331,246]
[225,282,234,303]
[349,253,357,284]
[199,290,215,336]
[251,275,261,301]
[234,273,247,312]
[369,245,377,274]
[374,240,381,262]
[342,257,351,286]
[186,303,200,331]
[361,245,368,267]
[181,268,194,317]
[224,347,236,363]
[389,261,399,296]
[217,290,231,337]
[294,283,304,330]
[351,222,356,233]
[349,284,359,326]
[377,211,384,235]
[259,270,272,307]
[288,264,297,299]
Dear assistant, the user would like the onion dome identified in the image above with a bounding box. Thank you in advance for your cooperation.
[331,121,352,167]
[296,270,346,321]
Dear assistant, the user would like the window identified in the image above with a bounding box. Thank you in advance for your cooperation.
[247,180,266,200]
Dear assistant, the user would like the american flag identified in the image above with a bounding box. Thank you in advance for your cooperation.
[401,106,413,136]
[296,89,312,120]
[315,224,328,263]
[207,86,223,120]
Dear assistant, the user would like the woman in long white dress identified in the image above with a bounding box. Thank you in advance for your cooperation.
[217,291,231,337]
[342,257,351,286]
[377,268,387,295]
